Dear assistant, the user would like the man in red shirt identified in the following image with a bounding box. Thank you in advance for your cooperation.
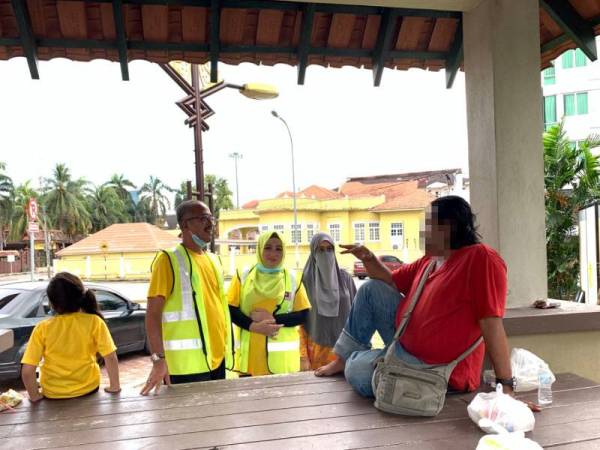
[315,196,516,397]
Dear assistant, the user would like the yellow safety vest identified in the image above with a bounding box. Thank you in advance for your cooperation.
[237,266,300,375]
[160,244,233,375]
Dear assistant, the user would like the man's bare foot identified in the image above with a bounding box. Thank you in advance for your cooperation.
[314,357,345,377]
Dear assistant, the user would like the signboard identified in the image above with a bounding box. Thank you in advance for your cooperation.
[27,198,38,222]
[28,222,39,233]
[169,61,218,87]
[6,255,15,263]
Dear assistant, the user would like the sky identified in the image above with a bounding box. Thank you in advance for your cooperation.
[0,57,468,208]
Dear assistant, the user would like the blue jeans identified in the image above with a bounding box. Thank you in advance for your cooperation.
[333,279,424,397]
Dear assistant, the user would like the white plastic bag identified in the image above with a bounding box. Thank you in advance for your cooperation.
[511,347,555,392]
[476,432,543,450]
[467,384,535,433]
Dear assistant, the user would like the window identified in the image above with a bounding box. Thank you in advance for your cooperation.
[329,224,341,242]
[273,224,284,234]
[306,223,315,242]
[369,222,380,241]
[354,223,366,243]
[542,67,555,85]
[381,256,401,263]
[260,225,269,234]
[543,95,556,129]
[562,49,588,69]
[291,224,301,244]
[564,92,588,116]
[95,290,129,312]
[390,223,404,250]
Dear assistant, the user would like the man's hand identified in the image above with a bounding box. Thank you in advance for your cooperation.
[339,244,374,261]
[502,386,541,412]
[250,319,283,337]
[250,308,274,322]
[140,359,170,396]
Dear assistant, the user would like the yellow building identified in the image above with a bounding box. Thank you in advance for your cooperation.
[55,223,180,280]
[217,170,465,275]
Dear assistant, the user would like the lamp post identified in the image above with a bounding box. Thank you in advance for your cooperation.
[160,63,278,201]
[271,110,299,269]
[229,152,243,209]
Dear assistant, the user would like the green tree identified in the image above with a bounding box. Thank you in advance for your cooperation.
[544,122,600,299]
[104,174,136,221]
[87,185,129,232]
[0,162,14,249]
[42,163,91,237]
[173,176,233,218]
[8,181,38,241]
[139,176,172,226]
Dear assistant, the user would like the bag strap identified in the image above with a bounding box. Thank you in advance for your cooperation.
[452,336,484,365]
[394,260,436,341]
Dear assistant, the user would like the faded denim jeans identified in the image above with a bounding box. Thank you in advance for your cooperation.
[333,279,425,397]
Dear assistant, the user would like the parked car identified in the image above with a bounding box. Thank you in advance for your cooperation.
[0,281,147,381]
[353,255,403,279]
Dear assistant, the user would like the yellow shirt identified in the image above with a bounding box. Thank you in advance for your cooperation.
[227,272,311,376]
[21,312,116,399]
[148,250,226,371]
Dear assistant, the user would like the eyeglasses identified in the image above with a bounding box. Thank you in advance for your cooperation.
[186,215,216,225]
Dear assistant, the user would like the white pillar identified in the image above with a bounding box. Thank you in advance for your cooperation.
[464,0,547,307]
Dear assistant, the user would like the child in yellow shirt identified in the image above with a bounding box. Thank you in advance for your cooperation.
[21,272,121,401]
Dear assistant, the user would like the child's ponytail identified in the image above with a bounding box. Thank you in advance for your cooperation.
[80,289,103,320]
[47,272,104,319]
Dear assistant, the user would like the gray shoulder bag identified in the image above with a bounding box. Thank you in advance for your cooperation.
[371,261,483,416]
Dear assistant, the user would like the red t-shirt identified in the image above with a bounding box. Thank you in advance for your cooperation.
[392,243,507,391]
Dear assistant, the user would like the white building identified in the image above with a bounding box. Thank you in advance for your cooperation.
[542,37,600,148]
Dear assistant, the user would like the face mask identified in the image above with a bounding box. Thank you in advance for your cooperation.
[257,263,283,274]
[191,234,209,250]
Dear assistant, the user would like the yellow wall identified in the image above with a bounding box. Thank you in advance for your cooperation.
[508,331,600,384]
[218,196,426,275]
[55,252,158,280]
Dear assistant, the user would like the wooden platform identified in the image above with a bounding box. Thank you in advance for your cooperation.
[1,372,599,449]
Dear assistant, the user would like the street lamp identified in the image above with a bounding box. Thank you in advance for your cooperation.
[271,110,300,269]
[229,152,243,209]
[161,63,279,201]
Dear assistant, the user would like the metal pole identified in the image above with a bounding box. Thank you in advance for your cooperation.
[29,231,35,281]
[273,113,299,269]
[229,152,242,209]
[42,204,51,279]
[191,64,205,201]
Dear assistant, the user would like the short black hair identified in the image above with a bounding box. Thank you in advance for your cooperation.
[176,200,209,228]
[430,196,481,249]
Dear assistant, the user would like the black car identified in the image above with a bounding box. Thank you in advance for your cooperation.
[0,281,147,381]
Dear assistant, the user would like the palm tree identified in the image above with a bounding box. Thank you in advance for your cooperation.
[0,162,14,249]
[544,122,600,299]
[42,163,91,237]
[104,174,136,221]
[8,181,38,241]
[139,176,172,226]
[88,185,129,232]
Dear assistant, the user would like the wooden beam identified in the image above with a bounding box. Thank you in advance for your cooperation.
[10,0,39,79]
[445,18,462,89]
[112,0,129,80]
[371,10,396,87]
[540,0,597,61]
[210,0,220,83]
[297,3,315,85]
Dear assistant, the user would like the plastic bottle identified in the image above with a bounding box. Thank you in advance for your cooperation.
[482,369,496,387]
[538,368,553,406]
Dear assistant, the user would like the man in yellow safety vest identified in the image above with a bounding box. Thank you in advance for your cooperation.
[141,200,233,395]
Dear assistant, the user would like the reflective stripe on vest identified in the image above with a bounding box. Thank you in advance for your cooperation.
[267,341,300,352]
[164,338,203,351]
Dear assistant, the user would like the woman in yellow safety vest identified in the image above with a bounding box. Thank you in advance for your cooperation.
[227,231,311,376]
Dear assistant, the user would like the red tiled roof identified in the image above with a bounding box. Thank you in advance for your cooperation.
[298,184,341,200]
[242,199,259,209]
[370,189,435,211]
[56,223,180,256]
[0,1,597,78]
[276,191,294,198]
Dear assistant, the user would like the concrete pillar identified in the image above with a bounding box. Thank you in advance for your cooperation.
[464,0,547,306]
